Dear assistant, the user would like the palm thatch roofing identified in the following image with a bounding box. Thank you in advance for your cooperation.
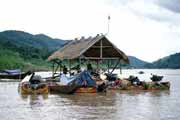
[48,34,129,63]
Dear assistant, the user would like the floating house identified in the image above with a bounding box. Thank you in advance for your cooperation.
[47,35,171,92]
[48,34,129,76]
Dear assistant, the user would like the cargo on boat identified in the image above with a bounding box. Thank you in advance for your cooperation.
[19,73,49,94]
[108,75,170,91]
[47,70,107,94]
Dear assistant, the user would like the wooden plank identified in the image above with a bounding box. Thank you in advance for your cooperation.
[91,46,112,48]
[100,39,102,59]
[119,61,122,74]
[107,60,110,73]
[83,57,120,60]
[52,62,55,77]
[54,64,59,74]
[69,59,71,76]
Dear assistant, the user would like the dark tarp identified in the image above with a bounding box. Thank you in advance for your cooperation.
[0,69,21,75]
[74,70,96,87]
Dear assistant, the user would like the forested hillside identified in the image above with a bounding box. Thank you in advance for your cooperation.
[0,30,68,70]
[128,56,149,68]
[1,30,179,70]
[144,53,180,69]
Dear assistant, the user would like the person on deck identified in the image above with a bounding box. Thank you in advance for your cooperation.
[63,65,68,75]
[76,65,81,73]
[87,63,93,71]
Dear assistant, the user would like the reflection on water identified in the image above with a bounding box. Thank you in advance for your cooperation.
[20,94,48,107]
[0,69,180,120]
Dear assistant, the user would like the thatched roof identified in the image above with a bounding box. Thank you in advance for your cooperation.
[48,34,129,63]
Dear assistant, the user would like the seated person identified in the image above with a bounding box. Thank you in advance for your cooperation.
[63,65,68,75]
[76,64,81,73]
[87,63,93,71]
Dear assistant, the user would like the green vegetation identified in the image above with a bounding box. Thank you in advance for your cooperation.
[0,30,68,71]
[0,48,25,69]
[0,47,53,71]
[144,53,180,69]
[1,30,180,70]
[127,53,180,69]
[128,56,149,68]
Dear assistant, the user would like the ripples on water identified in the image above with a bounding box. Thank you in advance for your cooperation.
[0,69,180,120]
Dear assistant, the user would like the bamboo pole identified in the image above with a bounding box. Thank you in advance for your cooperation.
[110,59,120,74]
[119,60,122,74]
[79,58,81,71]
[69,59,71,76]
[52,62,55,77]
[100,39,102,59]
[107,60,110,73]
[97,60,99,73]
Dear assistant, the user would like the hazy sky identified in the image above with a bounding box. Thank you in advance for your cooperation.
[0,0,180,62]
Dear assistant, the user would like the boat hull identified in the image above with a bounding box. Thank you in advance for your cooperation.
[75,87,97,93]
[47,81,98,94]
[0,71,30,80]
[19,83,49,94]
[48,82,78,94]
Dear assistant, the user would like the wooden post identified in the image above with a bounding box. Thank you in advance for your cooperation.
[110,59,120,74]
[99,39,102,73]
[79,58,81,70]
[107,60,110,73]
[100,39,102,59]
[54,64,59,75]
[69,59,71,76]
[97,60,99,73]
[119,59,122,74]
[52,62,55,77]
[59,62,62,76]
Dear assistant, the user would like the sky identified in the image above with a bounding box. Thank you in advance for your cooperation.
[0,0,180,62]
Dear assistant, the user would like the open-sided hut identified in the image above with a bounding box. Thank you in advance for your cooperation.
[48,34,129,76]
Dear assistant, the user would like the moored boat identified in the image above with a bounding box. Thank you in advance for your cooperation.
[48,81,79,94]
[47,71,107,94]
[0,69,31,80]
[19,73,49,94]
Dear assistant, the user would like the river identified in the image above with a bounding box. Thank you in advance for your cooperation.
[0,69,180,120]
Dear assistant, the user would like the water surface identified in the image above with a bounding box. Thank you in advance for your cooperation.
[0,69,180,120]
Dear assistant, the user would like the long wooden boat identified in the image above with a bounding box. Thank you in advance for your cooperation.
[47,80,79,94]
[48,83,98,94]
[0,71,31,80]
[46,71,107,94]
[47,81,106,94]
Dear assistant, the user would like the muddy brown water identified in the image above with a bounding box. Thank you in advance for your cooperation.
[0,69,180,120]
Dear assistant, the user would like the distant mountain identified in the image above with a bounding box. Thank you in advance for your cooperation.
[1,30,179,70]
[144,52,180,69]
[0,30,69,70]
[128,56,149,68]
[0,30,150,70]
[0,30,67,52]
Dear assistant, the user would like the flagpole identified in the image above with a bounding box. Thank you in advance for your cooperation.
[106,15,111,36]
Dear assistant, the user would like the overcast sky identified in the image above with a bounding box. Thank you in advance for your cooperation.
[0,0,180,62]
